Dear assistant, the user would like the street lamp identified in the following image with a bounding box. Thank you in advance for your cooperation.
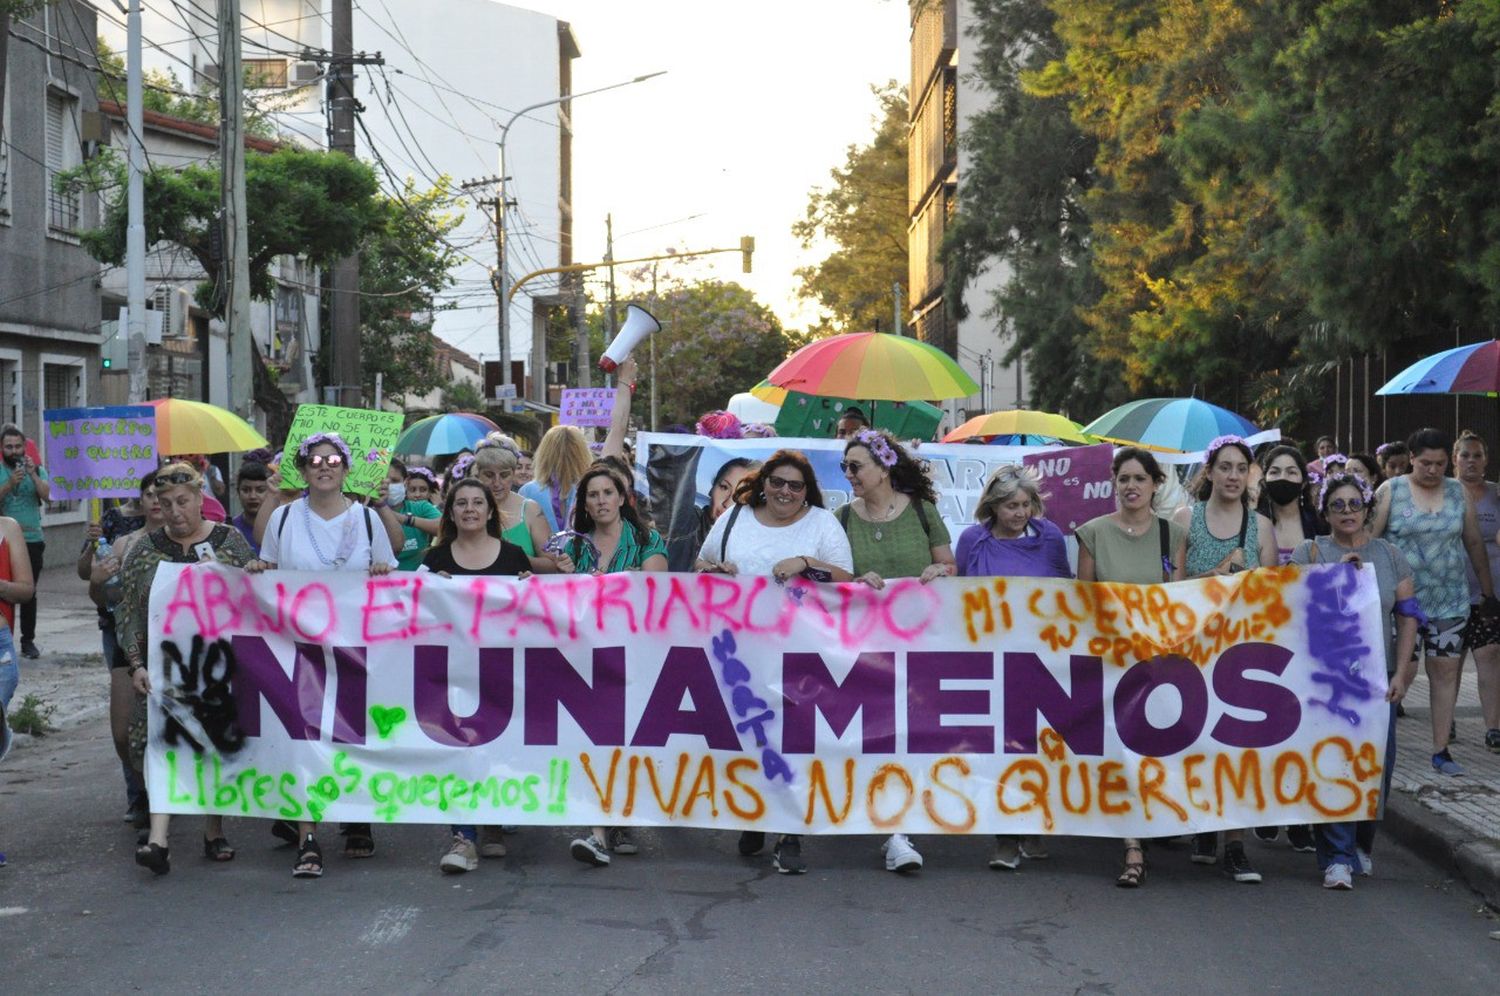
[495,71,667,391]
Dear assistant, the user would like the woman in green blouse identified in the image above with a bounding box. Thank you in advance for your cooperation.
[559,463,667,866]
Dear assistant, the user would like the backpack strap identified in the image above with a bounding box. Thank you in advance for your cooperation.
[1237,503,1249,549]
[720,503,744,563]
[913,498,933,542]
[838,504,851,529]
[274,503,290,544]
[1158,518,1172,582]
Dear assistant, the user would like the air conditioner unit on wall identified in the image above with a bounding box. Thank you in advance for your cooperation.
[290,62,321,87]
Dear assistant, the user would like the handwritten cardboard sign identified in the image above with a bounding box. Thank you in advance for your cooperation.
[559,388,616,428]
[146,562,1389,834]
[278,404,404,497]
[42,405,158,499]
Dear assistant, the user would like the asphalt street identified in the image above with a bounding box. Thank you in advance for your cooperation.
[3,718,1498,994]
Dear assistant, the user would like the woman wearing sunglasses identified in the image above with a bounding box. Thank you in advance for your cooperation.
[695,449,853,874]
[248,432,398,878]
[1290,473,1420,889]
[118,462,256,876]
[836,428,954,874]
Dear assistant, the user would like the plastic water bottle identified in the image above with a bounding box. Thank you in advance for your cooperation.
[96,538,113,559]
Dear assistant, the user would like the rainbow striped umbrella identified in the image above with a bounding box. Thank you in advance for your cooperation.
[395,412,500,456]
[1376,340,1500,397]
[144,398,269,455]
[1083,398,1258,454]
[752,332,978,403]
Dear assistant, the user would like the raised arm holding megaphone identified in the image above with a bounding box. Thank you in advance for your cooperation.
[598,304,661,373]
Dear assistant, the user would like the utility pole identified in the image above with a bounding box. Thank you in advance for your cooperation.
[892,281,903,337]
[327,0,361,407]
[219,0,252,420]
[125,1,147,403]
[572,275,591,389]
[605,214,618,340]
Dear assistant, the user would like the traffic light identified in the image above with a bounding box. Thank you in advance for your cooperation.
[101,357,112,370]
[740,235,755,274]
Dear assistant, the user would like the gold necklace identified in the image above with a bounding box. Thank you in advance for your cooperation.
[869,496,901,542]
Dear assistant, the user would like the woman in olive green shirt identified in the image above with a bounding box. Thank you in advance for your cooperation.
[838,428,956,876]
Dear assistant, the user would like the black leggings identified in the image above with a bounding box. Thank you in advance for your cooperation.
[19,540,42,643]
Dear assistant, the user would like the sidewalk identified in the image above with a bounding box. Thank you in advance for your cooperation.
[1388,668,1500,908]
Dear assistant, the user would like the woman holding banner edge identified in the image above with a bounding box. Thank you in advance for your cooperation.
[696,450,853,874]
[955,463,1071,871]
[1075,447,1187,888]
[838,427,955,874]
[248,432,398,878]
[119,462,255,875]
[1291,472,1420,889]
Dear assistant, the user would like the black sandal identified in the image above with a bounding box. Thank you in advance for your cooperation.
[203,836,236,862]
[270,820,298,846]
[292,834,324,878]
[341,823,375,859]
[135,842,170,876]
[1116,845,1146,888]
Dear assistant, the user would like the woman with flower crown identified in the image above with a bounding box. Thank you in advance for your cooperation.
[1171,435,1279,884]
[837,427,955,875]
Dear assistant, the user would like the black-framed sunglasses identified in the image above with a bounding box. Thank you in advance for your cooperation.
[839,460,866,475]
[1327,497,1366,513]
[307,453,346,468]
[157,471,196,486]
[766,475,807,494]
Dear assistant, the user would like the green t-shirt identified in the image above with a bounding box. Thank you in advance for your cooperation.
[841,498,951,579]
[396,499,442,571]
[1075,515,1187,585]
[1,464,48,542]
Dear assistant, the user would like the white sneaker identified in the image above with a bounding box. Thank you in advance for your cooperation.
[1355,848,1373,877]
[570,834,610,867]
[1323,863,1353,890]
[882,833,923,873]
[439,834,479,874]
[989,836,1022,870]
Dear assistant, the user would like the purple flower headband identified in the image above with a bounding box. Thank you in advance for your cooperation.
[1324,452,1349,467]
[1204,434,1247,462]
[476,433,522,459]
[297,431,352,464]
[1317,471,1374,510]
[741,422,777,439]
[1376,443,1394,457]
[852,428,899,468]
[448,453,475,481]
[406,467,439,488]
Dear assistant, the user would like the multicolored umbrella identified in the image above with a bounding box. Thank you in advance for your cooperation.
[144,398,268,455]
[752,333,979,403]
[1083,398,1258,453]
[394,412,500,456]
[1375,340,1500,397]
[943,410,1093,445]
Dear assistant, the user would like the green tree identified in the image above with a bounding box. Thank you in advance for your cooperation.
[441,380,486,413]
[792,82,909,337]
[94,38,277,139]
[353,178,466,406]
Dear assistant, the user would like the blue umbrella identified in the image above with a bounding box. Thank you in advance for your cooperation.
[1083,398,1258,453]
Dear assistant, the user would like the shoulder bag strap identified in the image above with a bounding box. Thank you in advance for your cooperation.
[721,502,743,563]
[1159,518,1172,583]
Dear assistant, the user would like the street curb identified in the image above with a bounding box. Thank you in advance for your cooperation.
[1385,791,1500,910]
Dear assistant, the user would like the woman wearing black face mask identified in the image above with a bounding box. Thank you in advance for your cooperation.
[1257,446,1325,564]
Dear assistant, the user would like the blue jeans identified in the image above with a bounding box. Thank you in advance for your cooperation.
[0,628,17,708]
[451,825,477,841]
[1315,704,1397,870]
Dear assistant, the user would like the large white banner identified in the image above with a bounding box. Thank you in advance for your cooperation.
[146,561,1389,836]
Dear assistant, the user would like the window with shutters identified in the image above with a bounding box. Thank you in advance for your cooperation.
[0,357,19,427]
[45,89,81,236]
[41,358,84,515]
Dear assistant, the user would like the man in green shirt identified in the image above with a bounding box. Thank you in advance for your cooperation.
[0,425,50,658]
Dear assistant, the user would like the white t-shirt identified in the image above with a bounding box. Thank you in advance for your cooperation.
[261,498,398,571]
[698,504,853,577]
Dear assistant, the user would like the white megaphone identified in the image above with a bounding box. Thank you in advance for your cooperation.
[598,304,660,373]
